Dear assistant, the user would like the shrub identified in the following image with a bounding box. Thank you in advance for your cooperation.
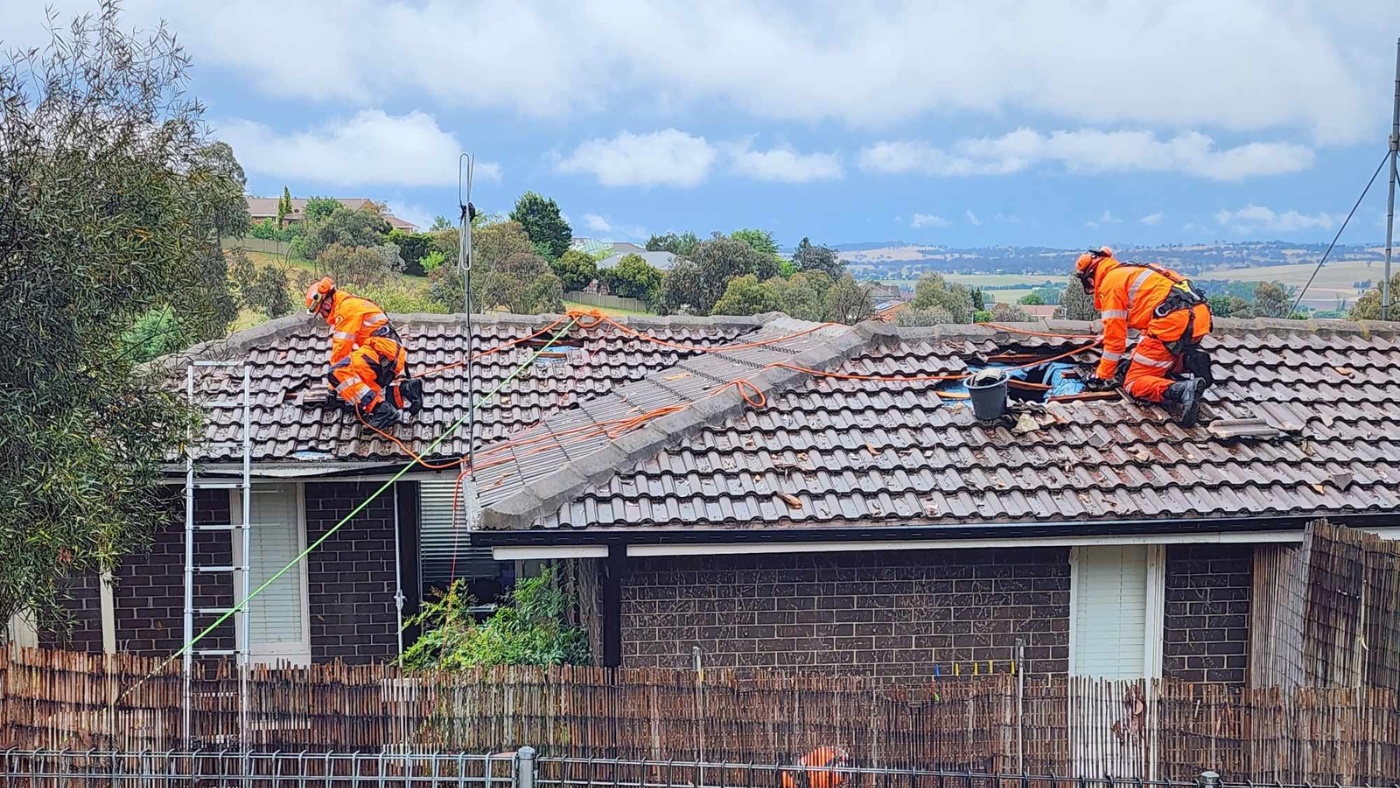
[402,567,590,669]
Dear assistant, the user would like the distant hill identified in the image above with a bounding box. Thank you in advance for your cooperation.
[840,241,1388,280]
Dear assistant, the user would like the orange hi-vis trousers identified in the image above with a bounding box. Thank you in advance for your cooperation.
[1123,303,1211,402]
[328,336,405,412]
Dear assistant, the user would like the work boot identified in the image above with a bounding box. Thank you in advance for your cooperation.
[1163,378,1207,427]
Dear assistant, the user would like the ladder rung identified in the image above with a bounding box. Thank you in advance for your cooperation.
[194,523,245,532]
[195,565,245,573]
[192,649,239,656]
[191,360,245,368]
[196,607,237,615]
[198,400,248,408]
[191,482,247,490]
[201,441,248,448]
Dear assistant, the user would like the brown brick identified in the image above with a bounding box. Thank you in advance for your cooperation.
[620,548,1071,682]
[1162,545,1252,685]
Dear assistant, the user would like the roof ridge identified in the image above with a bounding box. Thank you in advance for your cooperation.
[140,313,310,377]
[478,320,882,530]
[885,316,1400,341]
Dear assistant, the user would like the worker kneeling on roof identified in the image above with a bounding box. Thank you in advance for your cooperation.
[1075,247,1213,427]
[306,277,423,430]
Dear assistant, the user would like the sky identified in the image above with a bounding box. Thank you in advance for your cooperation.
[6,1,1400,249]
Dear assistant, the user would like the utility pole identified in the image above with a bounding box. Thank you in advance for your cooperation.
[1383,38,1399,320]
[459,154,481,528]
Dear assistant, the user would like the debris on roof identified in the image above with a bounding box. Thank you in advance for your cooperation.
[1207,417,1295,441]
[167,313,1400,532]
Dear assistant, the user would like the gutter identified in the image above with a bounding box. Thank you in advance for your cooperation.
[470,510,1400,549]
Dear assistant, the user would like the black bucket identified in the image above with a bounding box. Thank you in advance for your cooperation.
[966,368,1009,421]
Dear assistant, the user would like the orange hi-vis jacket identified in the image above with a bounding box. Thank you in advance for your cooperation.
[322,291,405,410]
[1091,256,1205,380]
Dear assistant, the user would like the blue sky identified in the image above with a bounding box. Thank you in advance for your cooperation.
[8,1,1400,248]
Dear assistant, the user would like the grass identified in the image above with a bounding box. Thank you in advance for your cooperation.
[563,299,653,317]
[883,274,1061,289]
[232,306,270,331]
[1197,258,1383,309]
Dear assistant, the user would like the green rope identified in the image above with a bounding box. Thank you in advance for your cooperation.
[120,315,580,699]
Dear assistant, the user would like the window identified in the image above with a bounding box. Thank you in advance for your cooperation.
[231,483,311,666]
[418,479,514,612]
[1069,545,1165,679]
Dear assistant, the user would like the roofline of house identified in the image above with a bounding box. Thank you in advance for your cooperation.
[493,527,1312,561]
[468,511,1400,549]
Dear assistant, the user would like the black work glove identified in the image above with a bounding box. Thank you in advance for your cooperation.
[1083,375,1117,393]
[365,400,401,430]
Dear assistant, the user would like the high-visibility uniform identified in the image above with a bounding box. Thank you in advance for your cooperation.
[780,747,850,788]
[320,291,406,412]
[1092,257,1212,402]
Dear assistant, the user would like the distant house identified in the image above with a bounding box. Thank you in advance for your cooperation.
[570,238,649,258]
[1017,304,1059,319]
[246,197,417,233]
[862,281,903,302]
[597,250,676,271]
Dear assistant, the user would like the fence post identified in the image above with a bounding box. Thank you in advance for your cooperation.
[1198,770,1219,788]
[515,746,536,788]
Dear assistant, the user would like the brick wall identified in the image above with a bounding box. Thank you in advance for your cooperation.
[1162,544,1253,685]
[114,489,234,655]
[37,573,103,652]
[304,482,405,664]
[621,548,1071,680]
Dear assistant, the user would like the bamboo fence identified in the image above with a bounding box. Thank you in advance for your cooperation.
[4,648,1400,783]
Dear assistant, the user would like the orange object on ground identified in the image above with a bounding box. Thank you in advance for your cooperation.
[1078,252,1212,403]
[780,747,850,788]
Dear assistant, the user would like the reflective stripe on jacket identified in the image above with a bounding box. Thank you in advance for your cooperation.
[1092,258,1181,379]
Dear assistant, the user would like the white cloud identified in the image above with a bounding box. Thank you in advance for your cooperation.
[1214,204,1338,234]
[1087,209,1122,228]
[965,210,982,226]
[909,213,949,229]
[89,0,1391,144]
[1141,211,1165,226]
[556,129,717,188]
[581,213,648,240]
[218,110,498,187]
[727,142,843,182]
[385,201,435,230]
[858,129,1314,181]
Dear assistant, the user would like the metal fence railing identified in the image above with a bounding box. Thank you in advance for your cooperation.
[3,749,1392,788]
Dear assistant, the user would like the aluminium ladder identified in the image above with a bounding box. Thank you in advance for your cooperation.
[183,361,252,749]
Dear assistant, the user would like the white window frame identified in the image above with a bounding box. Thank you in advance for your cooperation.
[229,483,312,667]
[1067,544,1166,680]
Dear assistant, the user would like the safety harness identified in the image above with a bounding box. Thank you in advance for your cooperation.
[1116,260,1215,386]
[373,319,425,416]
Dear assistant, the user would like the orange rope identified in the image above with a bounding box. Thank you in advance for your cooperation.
[415,314,573,378]
[354,316,1101,494]
[766,338,1101,384]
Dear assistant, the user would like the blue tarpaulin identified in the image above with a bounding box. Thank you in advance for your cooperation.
[941,361,1084,400]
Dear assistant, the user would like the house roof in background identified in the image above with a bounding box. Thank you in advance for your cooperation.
[244,197,416,231]
[163,312,1400,537]
[598,251,677,271]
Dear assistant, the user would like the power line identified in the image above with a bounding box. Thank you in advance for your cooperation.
[1289,150,1391,317]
